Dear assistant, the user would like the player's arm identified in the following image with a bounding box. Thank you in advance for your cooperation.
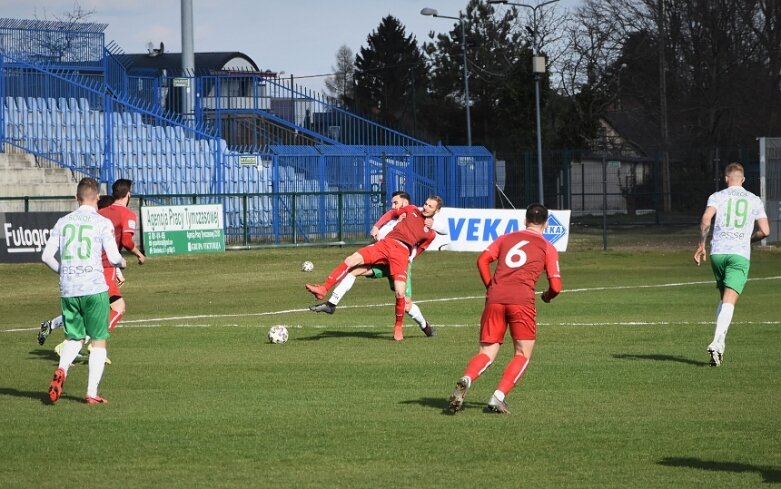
[103,225,127,269]
[371,208,402,239]
[694,206,716,265]
[115,267,126,287]
[541,244,562,303]
[751,217,770,243]
[414,230,436,256]
[121,231,145,264]
[476,236,502,287]
[41,226,61,273]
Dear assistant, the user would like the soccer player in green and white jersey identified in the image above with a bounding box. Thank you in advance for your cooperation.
[41,177,126,404]
[694,162,769,367]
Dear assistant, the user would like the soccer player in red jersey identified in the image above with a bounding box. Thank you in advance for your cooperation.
[97,179,145,332]
[306,195,443,341]
[449,203,562,414]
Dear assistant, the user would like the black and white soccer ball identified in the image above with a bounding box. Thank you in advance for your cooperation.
[267,325,289,344]
[301,261,314,272]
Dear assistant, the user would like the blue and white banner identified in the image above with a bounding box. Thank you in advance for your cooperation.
[430,207,571,252]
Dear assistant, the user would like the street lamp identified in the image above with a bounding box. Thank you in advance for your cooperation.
[488,0,559,205]
[421,7,472,146]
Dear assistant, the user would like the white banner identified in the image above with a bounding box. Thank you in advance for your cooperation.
[429,207,571,252]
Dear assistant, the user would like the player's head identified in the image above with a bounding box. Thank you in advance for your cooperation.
[525,203,548,226]
[390,191,411,209]
[724,162,746,186]
[421,195,443,217]
[98,194,115,209]
[76,177,100,204]
[112,178,133,200]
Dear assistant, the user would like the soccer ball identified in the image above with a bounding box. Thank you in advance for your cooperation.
[301,260,314,272]
[267,325,289,344]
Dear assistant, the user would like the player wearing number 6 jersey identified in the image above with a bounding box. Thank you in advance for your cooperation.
[694,162,769,367]
[448,203,561,414]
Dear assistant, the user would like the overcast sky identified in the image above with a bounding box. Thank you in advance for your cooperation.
[3,0,578,92]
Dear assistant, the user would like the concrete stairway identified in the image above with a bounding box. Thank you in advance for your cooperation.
[0,149,77,212]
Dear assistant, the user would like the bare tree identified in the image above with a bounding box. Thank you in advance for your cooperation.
[324,44,355,106]
[33,1,100,63]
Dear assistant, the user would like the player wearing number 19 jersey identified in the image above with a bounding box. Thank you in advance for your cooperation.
[449,203,561,414]
[694,162,769,367]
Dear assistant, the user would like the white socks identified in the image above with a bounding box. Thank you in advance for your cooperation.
[329,273,356,306]
[58,340,83,373]
[711,302,735,351]
[87,346,107,398]
[406,303,426,328]
[50,315,64,331]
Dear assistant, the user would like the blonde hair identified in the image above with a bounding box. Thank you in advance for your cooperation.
[724,162,744,177]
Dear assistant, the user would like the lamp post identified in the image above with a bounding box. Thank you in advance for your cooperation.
[488,0,559,205]
[421,7,472,146]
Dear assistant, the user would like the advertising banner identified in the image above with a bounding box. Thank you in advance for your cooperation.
[429,207,571,252]
[141,204,225,256]
[0,212,66,263]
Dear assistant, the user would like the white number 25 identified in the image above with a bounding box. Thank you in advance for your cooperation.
[504,240,530,268]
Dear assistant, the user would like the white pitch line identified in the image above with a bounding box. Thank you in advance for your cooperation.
[4,275,779,332]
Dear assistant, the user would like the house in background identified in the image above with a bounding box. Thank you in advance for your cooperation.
[568,111,658,215]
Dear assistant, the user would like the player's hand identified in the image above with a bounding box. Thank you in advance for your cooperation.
[693,246,707,266]
[370,226,379,240]
[541,291,551,303]
[136,253,146,265]
[116,269,126,288]
[119,258,127,269]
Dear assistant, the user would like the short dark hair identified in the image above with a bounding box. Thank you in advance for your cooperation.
[526,203,548,225]
[112,178,133,199]
[392,191,411,202]
[98,195,116,209]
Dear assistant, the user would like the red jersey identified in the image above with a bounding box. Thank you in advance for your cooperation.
[99,203,138,268]
[479,229,561,306]
[374,205,436,252]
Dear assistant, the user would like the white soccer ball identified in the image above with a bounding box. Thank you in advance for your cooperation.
[267,325,289,344]
[301,260,314,272]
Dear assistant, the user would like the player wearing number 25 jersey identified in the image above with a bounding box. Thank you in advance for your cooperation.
[448,203,561,415]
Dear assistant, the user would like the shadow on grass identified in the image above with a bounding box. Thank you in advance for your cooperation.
[613,353,709,366]
[296,330,391,341]
[29,348,62,363]
[0,386,83,405]
[658,457,781,483]
[400,397,488,415]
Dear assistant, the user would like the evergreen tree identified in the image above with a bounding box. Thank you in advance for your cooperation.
[354,15,428,138]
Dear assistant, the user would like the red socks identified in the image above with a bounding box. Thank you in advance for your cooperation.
[108,309,123,332]
[394,296,405,326]
[323,262,350,291]
[496,355,529,396]
[463,353,493,382]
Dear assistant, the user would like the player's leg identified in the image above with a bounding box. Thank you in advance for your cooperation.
[306,250,366,299]
[310,266,374,313]
[49,298,88,403]
[37,314,63,345]
[401,264,435,336]
[392,279,406,341]
[488,304,536,414]
[707,255,748,366]
[449,304,505,413]
[83,292,111,404]
[388,247,411,341]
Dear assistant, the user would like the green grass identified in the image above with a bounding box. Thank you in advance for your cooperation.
[1,245,779,488]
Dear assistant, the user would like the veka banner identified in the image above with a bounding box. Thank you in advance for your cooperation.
[141,204,225,256]
[0,212,67,263]
[429,207,571,252]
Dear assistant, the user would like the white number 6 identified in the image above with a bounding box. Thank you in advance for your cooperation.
[504,240,529,268]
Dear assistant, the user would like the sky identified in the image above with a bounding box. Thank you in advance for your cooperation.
[2,0,579,93]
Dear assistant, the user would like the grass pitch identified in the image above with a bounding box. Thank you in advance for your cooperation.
[1,243,779,488]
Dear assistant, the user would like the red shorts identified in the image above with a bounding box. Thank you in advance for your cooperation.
[357,239,410,282]
[479,303,537,344]
[104,267,122,299]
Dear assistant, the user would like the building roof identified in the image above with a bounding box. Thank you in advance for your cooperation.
[124,51,259,76]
